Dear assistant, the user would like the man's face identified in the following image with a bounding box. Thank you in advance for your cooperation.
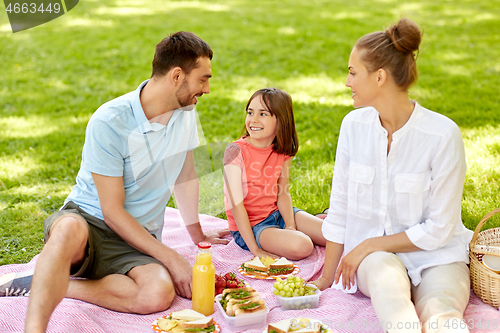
[175,57,212,108]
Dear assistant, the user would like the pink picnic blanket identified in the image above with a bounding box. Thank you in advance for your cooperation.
[0,208,498,332]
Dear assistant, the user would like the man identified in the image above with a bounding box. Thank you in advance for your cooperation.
[0,31,229,333]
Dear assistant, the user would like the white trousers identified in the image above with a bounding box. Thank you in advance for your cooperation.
[357,251,470,333]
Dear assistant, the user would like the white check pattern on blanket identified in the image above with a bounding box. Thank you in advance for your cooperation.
[0,207,498,333]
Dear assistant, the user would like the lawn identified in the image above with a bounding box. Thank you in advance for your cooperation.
[0,0,499,265]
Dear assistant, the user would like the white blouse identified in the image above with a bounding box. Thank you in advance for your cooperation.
[323,102,473,288]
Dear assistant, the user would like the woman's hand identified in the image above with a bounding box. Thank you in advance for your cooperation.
[334,241,370,290]
[310,276,333,291]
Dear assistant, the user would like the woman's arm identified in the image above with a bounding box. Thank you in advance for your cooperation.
[276,159,296,230]
[335,232,421,289]
[224,164,277,258]
[311,241,344,290]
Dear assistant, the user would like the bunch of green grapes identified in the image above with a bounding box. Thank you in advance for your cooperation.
[272,275,317,297]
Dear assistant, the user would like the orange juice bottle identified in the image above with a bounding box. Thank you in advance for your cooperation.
[192,241,215,315]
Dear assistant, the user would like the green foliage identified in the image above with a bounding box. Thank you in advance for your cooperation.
[0,0,499,264]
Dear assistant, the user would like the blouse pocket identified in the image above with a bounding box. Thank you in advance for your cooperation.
[347,162,375,219]
[395,173,430,226]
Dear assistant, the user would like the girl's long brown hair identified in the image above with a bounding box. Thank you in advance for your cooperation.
[241,88,299,156]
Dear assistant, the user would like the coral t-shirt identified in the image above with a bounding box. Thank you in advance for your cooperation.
[223,138,292,231]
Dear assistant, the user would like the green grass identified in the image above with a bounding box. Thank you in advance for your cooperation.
[1,0,499,265]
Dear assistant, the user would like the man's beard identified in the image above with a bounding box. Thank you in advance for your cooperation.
[175,78,195,108]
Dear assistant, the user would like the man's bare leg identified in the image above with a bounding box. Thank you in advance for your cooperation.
[66,263,175,314]
[25,216,88,333]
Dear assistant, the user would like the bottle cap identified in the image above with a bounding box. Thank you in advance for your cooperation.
[198,241,212,249]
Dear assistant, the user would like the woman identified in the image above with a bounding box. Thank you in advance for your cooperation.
[312,18,472,333]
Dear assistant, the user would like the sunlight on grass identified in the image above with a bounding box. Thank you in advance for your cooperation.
[320,12,368,20]
[0,116,59,138]
[66,17,114,28]
[95,6,158,16]
[281,73,352,106]
[461,125,500,227]
[8,182,72,198]
[0,24,11,33]
[95,0,231,16]
[225,74,352,106]
[0,155,37,179]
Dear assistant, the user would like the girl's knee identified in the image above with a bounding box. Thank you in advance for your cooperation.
[287,237,314,260]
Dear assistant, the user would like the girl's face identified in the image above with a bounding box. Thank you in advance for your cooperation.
[245,96,278,148]
[345,47,379,108]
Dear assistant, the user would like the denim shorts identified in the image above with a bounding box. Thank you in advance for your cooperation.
[230,207,302,251]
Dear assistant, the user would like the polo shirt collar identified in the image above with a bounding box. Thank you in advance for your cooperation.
[131,80,152,134]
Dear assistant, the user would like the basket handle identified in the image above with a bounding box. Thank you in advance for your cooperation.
[469,208,500,251]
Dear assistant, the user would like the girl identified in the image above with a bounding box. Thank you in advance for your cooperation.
[223,88,326,260]
[312,18,472,333]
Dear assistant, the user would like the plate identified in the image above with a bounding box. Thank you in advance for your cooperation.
[238,263,299,280]
[263,318,332,333]
[152,315,220,333]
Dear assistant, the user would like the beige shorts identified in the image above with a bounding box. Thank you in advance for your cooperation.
[43,201,162,279]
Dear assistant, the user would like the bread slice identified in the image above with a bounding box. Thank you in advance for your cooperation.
[269,257,293,269]
[268,257,294,275]
[227,299,265,316]
[170,308,205,321]
[177,317,213,329]
[227,295,261,308]
[268,320,291,333]
[222,286,255,294]
[244,257,269,271]
[234,303,267,316]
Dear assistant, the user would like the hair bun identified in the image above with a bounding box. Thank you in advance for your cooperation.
[385,18,422,54]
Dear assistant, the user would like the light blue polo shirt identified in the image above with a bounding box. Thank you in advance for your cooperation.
[65,80,199,239]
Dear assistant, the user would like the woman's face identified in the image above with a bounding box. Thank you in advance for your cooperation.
[345,47,379,108]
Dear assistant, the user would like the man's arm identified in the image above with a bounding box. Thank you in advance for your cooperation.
[174,151,230,245]
[92,172,193,298]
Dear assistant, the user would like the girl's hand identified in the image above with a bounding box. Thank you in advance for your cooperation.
[310,276,332,291]
[334,241,369,290]
[284,225,296,231]
[252,248,279,259]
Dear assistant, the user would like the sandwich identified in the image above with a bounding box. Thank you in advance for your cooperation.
[177,317,214,331]
[241,257,269,277]
[219,287,266,316]
[156,309,216,333]
[170,309,206,321]
[268,257,294,276]
[268,320,291,333]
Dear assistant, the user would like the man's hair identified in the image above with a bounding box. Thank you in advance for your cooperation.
[151,31,213,78]
[241,88,299,156]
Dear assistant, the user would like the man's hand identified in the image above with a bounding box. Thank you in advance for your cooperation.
[164,252,193,299]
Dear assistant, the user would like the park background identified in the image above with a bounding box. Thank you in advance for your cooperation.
[0,0,499,265]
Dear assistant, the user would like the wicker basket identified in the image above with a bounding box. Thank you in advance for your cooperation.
[469,208,500,309]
